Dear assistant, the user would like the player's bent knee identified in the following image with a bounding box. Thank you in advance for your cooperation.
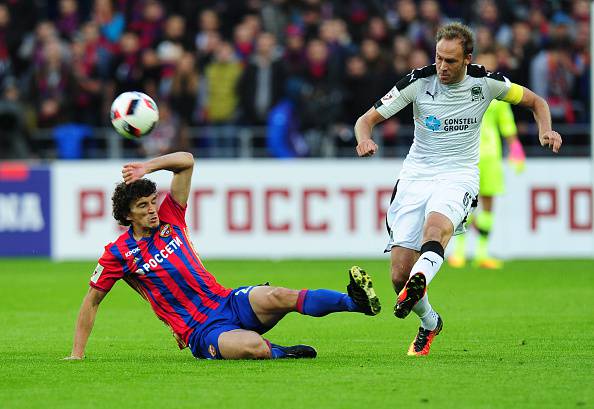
[244,339,271,359]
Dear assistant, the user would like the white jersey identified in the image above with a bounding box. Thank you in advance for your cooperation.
[375,64,514,184]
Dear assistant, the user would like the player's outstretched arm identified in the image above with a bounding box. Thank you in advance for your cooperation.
[65,287,107,360]
[517,87,562,153]
[121,152,195,206]
[354,107,385,157]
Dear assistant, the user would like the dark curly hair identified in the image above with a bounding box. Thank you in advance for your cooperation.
[112,179,157,226]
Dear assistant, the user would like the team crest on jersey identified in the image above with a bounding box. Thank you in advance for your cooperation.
[159,223,171,237]
[471,85,484,101]
[208,344,217,358]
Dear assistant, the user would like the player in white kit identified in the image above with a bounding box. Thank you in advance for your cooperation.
[354,23,562,356]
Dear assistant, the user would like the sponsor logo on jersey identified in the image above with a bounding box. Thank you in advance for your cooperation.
[443,117,478,131]
[159,223,171,238]
[425,115,441,131]
[91,264,104,283]
[425,90,436,100]
[138,236,184,273]
[125,247,140,257]
[471,85,484,101]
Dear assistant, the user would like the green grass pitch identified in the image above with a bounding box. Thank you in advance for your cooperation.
[0,258,593,409]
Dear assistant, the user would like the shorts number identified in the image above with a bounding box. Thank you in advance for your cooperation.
[234,286,253,296]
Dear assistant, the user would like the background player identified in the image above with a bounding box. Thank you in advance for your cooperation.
[354,23,562,356]
[65,152,381,360]
[449,50,526,269]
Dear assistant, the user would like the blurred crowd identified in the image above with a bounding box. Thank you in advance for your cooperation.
[0,0,590,159]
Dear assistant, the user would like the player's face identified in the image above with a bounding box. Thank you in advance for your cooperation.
[128,193,159,230]
[435,39,471,84]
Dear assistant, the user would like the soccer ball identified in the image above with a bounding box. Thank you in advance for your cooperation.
[110,91,159,139]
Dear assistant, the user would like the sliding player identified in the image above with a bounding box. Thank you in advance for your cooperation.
[66,152,381,360]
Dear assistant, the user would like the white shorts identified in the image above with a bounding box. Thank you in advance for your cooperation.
[385,179,478,252]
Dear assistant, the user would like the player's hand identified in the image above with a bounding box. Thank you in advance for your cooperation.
[539,131,562,153]
[356,140,378,157]
[122,162,147,184]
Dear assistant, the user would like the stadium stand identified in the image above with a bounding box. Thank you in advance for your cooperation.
[0,0,590,158]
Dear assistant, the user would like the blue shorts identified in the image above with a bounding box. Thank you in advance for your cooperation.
[188,286,269,360]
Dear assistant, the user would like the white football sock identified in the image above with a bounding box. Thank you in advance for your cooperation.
[409,250,443,285]
[412,294,438,330]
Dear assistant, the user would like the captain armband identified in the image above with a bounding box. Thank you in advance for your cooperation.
[501,83,523,105]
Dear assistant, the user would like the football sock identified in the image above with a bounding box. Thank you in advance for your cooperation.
[296,289,359,317]
[265,340,287,359]
[475,211,494,260]
[409,241,444,285]
[412,295,439,330]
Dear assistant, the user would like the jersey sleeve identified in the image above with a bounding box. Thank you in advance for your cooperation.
[485,72,523,104]
[90,246,125,292]
[374,74,422,119]
[158,193,187,227]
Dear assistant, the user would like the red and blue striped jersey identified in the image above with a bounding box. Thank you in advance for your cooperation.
[90,193,231,349]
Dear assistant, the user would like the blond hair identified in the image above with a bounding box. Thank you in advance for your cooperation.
[436,22,474,55]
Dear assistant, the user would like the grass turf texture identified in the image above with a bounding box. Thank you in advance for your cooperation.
[0,259,593,409]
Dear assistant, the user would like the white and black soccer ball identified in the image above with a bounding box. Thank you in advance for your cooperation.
[110,91,159,139]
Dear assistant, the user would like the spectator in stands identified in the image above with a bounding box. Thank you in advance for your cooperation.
[139,48,160,101]
[194,9,219,58]
[0,78,31,159]
[297,38,343,155]
[93,0,124,46]
[342,55,373,121]
[474,25,495,54]
[389,0,422,41]
[18,21,69,70]
[259,0,290,41]
[161,15,191,51]
[0,0,590,159]
[233,23,256,66]
[360,38,387,100]
[238,32,286,126]
[155,41,183,99]
[508,20,538,86]
[473,0,512,47]
[388,35,413,85]
[319,18,355,69]
[140,101,180,157]
[71,37,102,125]
[129,0,164,50]
[365,16,392,49]
[0,4,17,85]
[527,9,549,47]
[29,38,74,128]
[202,41,243,156]
[283,24,306,79]
[530,41,578,124]
[169,52,200,126]
[109,31,143,96]
[416,0,449,54]
[57,0,80,41]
